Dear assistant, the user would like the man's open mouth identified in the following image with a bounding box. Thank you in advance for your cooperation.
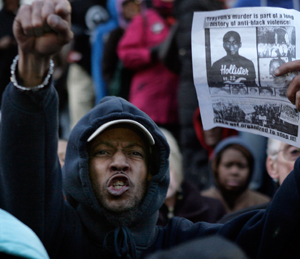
[107,174,130,196]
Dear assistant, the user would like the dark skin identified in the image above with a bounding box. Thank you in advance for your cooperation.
[14,1,300,118]
[275,60,300,110]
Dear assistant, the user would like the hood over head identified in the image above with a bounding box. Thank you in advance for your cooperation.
[193,108,238,158]
[62,96,170,253]
[211,136,255,190]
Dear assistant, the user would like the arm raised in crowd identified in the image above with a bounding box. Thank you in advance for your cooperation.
[13,0,73,87]
[0,0,75,254]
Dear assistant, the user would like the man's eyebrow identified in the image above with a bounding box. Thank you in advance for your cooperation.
[92,141,145,149]
[123,143,145,149]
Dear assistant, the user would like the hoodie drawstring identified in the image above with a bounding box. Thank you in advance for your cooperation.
[104,226,138,259]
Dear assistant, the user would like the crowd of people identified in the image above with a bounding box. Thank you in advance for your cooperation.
[2,0,300,258]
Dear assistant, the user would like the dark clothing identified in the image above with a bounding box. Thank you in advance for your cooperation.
[218,203,269,224]
[192,108,238,190]
[145,236,248,259]
[157,180,227,226]
[3,82,300,258]
[172,0,225,191]
[71,0,108,74]
[0,8,17,105]
[209,55,256,87]
[102,27,132,100]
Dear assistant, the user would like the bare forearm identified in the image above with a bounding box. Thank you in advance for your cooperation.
[18,50,51,87]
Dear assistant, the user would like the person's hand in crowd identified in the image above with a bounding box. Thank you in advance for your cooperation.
[274,60,300,111]
[13,0,73,87]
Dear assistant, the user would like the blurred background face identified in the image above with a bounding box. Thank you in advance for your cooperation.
[217,147,250,192]
[269,143,300,185]
[203,127,222,147]
[122,1,140,21]
[3,0,20,12]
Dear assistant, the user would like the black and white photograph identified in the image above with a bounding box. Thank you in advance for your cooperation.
[206,28,258,92]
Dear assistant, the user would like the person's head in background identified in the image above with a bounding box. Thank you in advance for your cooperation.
[266,138,300,186]
[193,107,238,159]
[58,139,68,168]
[211,137,254,197]
[151,0,174,18]
[202,127,223,148]
[159,128,183,203]
[121,0,141,22]
[3,0,20,13]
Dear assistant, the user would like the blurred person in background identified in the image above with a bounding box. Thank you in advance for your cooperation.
[157,128,226,227]
[117,0,180,140]
[101,0,141,100]
[192,107,238,190]
[201,136,270,213]
[218,138,299,223]
[168,0,226,192]
[68,0,109,129]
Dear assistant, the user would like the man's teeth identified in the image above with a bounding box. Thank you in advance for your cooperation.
[113,180,125,189]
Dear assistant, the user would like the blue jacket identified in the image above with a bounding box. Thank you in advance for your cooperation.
[0,209,49,259]
[2,82,300,258]
[91,0,119,103]
[234,0,299,9]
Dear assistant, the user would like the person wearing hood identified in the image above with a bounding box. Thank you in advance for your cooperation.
[192,107,238,191]
[218,138,300,223]
[117,0,179,138]
[157,128,227,226]
[6,1,300,258]
[201,136,271,213]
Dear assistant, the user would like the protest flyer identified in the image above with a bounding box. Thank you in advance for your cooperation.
[192,7,300,146]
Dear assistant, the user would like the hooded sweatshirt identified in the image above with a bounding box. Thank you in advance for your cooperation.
[201,136,271,213]
[3,82,300,258]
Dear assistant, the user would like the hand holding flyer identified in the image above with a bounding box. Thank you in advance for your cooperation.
[192,7,300,146]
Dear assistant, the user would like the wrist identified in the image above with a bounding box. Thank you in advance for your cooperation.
[18,51,52,87]
[11,55,54,91]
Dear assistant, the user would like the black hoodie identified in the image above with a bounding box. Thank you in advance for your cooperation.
[2,82,300,258]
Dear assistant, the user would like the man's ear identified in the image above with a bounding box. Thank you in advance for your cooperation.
[266,156,279,180]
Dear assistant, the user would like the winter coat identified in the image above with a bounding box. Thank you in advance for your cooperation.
[91,0,119,103]
[171,0,226,191]
[118,9,178,125]
[201,136,271,213]
[234,0,299,8]
[202,187,270,213]
[157,180,227,226]
[2,82,300,258]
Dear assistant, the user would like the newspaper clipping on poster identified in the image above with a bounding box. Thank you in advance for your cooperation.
[192,7,300,147]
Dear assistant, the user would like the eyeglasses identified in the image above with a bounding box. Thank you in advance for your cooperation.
[277,145,300,161]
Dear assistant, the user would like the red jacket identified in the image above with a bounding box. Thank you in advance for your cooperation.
[193,107,238,158]
[118,9,178,125]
